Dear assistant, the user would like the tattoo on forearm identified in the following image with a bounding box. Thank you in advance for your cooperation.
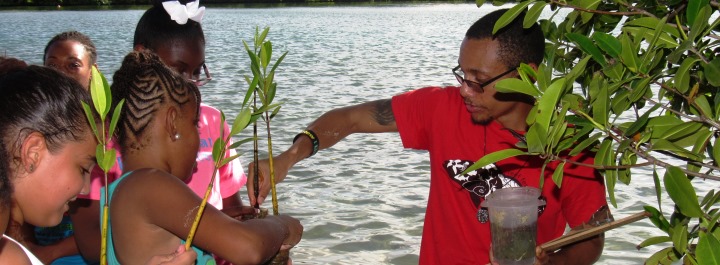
[373,99,395,126]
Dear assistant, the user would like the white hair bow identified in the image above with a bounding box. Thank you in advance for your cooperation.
[162,0,205,25]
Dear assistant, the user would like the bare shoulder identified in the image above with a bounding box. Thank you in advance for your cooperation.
[117,168,186,191]
[0,236,33,265]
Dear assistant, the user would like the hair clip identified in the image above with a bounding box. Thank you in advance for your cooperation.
[162,0,205,25]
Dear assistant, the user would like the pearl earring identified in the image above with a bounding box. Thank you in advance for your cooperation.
[174,133,180,140]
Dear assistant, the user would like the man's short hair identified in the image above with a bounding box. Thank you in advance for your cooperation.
[465,9,545,69]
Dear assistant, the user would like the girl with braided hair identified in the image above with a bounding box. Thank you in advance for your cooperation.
[72,2,251,263]
[100,50,302,265]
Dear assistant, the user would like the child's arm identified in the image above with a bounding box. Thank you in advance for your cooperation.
[113,168,302,265]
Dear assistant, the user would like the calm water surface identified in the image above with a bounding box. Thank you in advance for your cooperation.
[1,4,693,264]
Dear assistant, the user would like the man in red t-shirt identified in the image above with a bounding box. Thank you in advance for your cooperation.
[248,9,611,265]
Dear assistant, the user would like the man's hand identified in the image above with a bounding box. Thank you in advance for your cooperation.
[246,156,291,206]
[534,246,550,264]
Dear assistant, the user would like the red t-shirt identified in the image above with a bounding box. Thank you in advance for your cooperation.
[392,86,607,264]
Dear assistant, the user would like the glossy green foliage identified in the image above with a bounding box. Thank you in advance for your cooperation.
[477,0,720,262]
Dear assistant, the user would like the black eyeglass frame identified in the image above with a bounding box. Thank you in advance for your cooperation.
[452,65,516,94]
[189,63,212,86]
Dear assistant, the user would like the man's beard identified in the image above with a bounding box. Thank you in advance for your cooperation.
[471,114,492,125]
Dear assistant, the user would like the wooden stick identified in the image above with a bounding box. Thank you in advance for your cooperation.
[540,211,650,252]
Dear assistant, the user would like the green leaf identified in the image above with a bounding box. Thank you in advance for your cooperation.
[462,149,528,175]
[270,51,288,76]
[652,139,702,161]
[592,79,609,128]
[566,56,591,86]
[713,137,720,167]
[230,107,252,137]
[686,0,710,27]
[219,153,241,168]
[663,166,704,218]
[266,80,277,105]
[261,41,273,69]
[653,170,663,212]
[257,27,269,49]
[90,65,110,120]
[548,118,568,151]
[641,30,678,51]
[697,232,720,265]
[596,139,617,207]
[657,121,704,142]
[493,0,534,34]
[228,137,256,150]
[495,78,540,97]
[642,17,669,66]
[671,223,688,255]
[211,137,225,164]
[636,236,671,249]
[592,32,621,58]
[566,32,607,67]
[575,0,601,24]
[644,205,670,232]
[675,58,700,94]
[526,122,548,154]
[242,76,259,108]
[619,33,638,73]
[108,99,124,142]
[628,77,652,103]
[552,162,565,188]
[688,129,712,172]
[623,104,658,137]
[701,190,716,209]
[101,149,117,173]
[270,105,282,120]
[624,17,681,39]
[645,247,677,265]
[476,0,486,7]
[536,77,565,133]
[95,144,104,171]
[569,132,602,156]
[704,58,720,87]
[81,102,100,143]
[694,94,713,118]
[524,2,546,28]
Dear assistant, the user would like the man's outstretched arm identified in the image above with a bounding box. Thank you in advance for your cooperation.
[247,99,398,206]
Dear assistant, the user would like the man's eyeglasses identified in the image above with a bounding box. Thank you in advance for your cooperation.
[452,65,516,94]
[189,63,212,87]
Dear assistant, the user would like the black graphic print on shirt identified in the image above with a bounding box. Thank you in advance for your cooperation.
[444,159,546,223]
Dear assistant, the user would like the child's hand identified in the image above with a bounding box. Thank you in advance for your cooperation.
[145,245,197,265]
[275,214,303,248]
[222,205,258,220]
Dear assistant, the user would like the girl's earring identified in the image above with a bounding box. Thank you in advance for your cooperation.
[174,133,180,140]
[29,164,35,173]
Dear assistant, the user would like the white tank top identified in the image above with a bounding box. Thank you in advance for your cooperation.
[3,234,44,265]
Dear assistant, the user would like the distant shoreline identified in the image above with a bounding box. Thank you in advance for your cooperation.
[0,0,472,9]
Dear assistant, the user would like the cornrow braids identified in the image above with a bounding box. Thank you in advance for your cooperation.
[43,31,98,64]
[111,50,200,153]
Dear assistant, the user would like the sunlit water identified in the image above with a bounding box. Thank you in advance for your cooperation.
[1,4,706,264]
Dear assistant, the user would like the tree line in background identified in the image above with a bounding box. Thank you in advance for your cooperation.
[0,0,464,7]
